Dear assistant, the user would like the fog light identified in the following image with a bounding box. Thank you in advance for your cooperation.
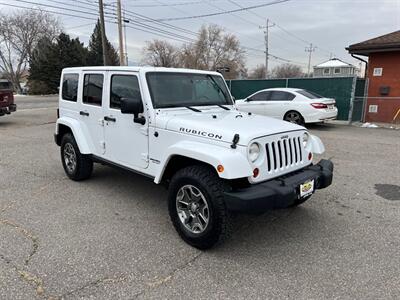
[217,165,224,173]
[308,152,313,160]
[253,168,259,178]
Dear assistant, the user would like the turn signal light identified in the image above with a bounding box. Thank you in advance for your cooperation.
[217,165,224,173]
[311,103,328,109]
[253,168,259,178]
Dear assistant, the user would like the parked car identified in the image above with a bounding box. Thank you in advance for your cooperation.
[54,67,333,249]
[235,88,338,125]
[0,79,17,117]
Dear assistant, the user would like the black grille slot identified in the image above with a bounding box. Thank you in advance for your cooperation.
[297,137,302,161]
[283,139,288,166]
[271,142,277,170]
[288,138,293,165]
[293,137,298,162]
[277,141,283,168]
[266,143,271,171]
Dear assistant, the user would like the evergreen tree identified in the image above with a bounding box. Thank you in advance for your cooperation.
[28,33,87,94]
[87,20,119,66]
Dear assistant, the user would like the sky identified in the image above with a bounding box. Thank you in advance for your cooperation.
[2,0,400,73]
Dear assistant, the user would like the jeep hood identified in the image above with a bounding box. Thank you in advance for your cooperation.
[157,108,304,146]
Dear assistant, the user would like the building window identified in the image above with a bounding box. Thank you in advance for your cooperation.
[373,67,383,76]
[323,68,330,75]
[334,68,341,74]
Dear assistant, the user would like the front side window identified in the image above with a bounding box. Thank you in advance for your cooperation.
[269,91,295,101]
[62,74,79,101]
[110,75,141,109]
[83,74,104,106]
[249,91,270,101]
[0,81,12,90]
[146,72,232,108]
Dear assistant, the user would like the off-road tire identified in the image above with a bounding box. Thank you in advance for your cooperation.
[61,133,93,181]
[284,110,305,126]
[168,165,228,250]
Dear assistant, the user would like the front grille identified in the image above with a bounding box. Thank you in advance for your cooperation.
[265,136,303,172]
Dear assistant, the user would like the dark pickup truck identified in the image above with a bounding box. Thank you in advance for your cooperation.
[0,80,16,116]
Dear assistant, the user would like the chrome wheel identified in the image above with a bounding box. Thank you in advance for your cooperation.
[63,143,77,174]
[176,185,210,234]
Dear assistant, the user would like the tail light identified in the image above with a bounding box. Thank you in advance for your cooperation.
[311,103,328,109]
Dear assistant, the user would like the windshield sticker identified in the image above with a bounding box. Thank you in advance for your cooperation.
[180,127,222,140]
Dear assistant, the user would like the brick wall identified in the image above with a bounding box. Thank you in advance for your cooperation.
[365,51,400,123]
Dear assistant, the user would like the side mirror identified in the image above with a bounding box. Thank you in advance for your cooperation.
[120,97,146,125]
[245,97,250,102]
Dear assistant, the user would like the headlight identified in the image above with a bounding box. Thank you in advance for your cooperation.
[302,132,309,147]
[248,142,260,162]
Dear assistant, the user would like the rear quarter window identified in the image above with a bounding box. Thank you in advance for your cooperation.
[62,74,79,102]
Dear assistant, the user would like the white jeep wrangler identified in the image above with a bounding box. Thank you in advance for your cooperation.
[55,67,333,249]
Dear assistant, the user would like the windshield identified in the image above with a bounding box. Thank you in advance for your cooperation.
[146,72,232,108]
[297,89,324,99]
[0,81,12,90]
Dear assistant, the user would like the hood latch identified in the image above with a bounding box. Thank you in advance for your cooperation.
[231,134,240,149]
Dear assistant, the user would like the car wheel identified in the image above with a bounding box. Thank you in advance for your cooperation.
[168,165,228,250]
[61,133,93,181]
[284,111,305,126]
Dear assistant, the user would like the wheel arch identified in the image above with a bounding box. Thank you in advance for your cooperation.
[55,118,92,154]
[154,141,253,184]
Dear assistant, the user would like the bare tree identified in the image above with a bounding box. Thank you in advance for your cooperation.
[142,39,179,67]
[270,63,304,79]
[0,10,60,93]
[180,24,246,79]
[248,64,266,79]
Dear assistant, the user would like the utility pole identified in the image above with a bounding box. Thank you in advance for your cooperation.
[259,19,275,79]
[123,9,129,65]
[116,0,125,66]
[305,43,316,76]
[98,0,108,66]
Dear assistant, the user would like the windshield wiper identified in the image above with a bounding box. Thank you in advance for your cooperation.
[206,74,230,104]
[216,104,230,110]
[185,106,202,112]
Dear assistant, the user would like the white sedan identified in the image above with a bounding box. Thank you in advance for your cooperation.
[235,88,338,125]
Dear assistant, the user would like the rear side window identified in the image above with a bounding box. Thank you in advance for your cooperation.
[269,91,295,101]
[61,74,79,102]
[297,90,323,99]
[110,75,141,109]
[83,74,104,106]
[249,91,270,101]
[0,81,12,90]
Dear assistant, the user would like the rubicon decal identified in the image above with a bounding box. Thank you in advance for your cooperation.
[180,127,222,140]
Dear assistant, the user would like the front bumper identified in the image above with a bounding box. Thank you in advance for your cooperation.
[224,159,333,213]
[0,104,16,115]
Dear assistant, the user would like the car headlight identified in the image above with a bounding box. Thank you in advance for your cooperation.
[248,142,260,162]
[302,132,310,147]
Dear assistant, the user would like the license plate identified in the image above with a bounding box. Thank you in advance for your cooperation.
[300,180,314,198]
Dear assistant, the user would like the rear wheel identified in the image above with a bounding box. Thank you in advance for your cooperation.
[168,165,228,250]
[61,133,93,181]
[284,111,305,126]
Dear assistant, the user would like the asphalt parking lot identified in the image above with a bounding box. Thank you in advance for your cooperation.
[1,95,400,299]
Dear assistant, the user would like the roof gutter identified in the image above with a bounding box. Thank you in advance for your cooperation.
[351,54,368,79]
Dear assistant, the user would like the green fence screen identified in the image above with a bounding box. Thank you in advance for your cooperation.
[226,77,365,121]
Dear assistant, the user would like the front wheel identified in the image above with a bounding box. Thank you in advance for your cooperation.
[284,111,305,126]
[168,165,228,250]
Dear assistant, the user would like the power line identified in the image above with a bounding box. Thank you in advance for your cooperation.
[155,0,290,22]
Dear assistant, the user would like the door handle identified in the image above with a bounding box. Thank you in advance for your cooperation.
[80,111,89,116]
[104,116,116,122]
